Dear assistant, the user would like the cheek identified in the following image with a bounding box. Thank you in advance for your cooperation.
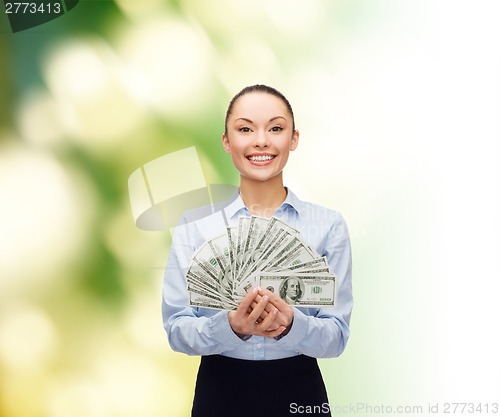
[231,152,245,168]
[278,139,294,154]
[228,140,242,153]
[278,152,290,166]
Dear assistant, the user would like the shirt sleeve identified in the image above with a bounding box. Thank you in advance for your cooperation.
[276,213,353,358]
[161,220,246,356]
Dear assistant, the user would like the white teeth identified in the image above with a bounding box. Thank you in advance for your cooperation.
[249,155,274,161]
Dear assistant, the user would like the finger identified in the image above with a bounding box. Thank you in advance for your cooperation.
[247,295,269,323]
[257,288,294,328]
[259,288,289,310]
[238,287,260,314]
[261,325,287,339]
[249,300,271,321]
[248,302,270,317]
[256,305,278,331]
[251,295,275,313]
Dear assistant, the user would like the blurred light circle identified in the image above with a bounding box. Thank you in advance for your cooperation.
[0,145,91,290]
[1,371,49,417]
[262,0,325,37]
[114,0,166,20]
[44,40,109,99]
[46,376,108,417]
[103,207,166,272]
[16,89,65,146]
[42,38,146,146]
[182,0,264,33]
[116,17,212,118]
[124,290,168,352]
[0,305,58,370]
[95,351,189,416]
[218,37,279,94]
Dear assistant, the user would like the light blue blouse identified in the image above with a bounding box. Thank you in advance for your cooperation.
[162,189,353,360]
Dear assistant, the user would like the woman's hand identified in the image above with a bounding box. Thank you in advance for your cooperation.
[228,287,287,338]
[256,288,295,336]
[249,293,287,331]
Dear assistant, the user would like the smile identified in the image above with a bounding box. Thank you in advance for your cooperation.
[247,155,276,162]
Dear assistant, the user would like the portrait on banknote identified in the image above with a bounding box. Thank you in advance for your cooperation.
[279,277,304,305]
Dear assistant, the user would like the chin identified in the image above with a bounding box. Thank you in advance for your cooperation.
[245,173,280,183]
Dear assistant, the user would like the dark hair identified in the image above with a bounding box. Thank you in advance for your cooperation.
[224,84,295,135]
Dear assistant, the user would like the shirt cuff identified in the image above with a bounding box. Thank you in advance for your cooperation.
[210,310,250,348]
[276,307,308,348]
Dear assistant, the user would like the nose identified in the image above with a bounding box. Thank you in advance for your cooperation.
[253,129,269,148]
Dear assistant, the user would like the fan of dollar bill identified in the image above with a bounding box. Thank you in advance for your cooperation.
[186,216,336,310]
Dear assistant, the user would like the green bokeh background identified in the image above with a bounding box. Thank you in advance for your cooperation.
[1,1,499,416]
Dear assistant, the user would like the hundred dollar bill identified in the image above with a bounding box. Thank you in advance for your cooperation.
[233,216,251,281]
[294,234,320,258]
[256,217,298,251]
[186,215,336,310]
[259,236,302,269]
[251,217,279,253]
[186,269,218,293]
[234,271,259,297]
[189,291,237,310]
[238,215,271,274]
[191,243,222,282]
[190,243,233,299]
[186,269,233,302]
[238,217,298,278]
[207,233,231,275]
[272,256,329,273]
[266,240,317,270]
[234,266,331,297]
[241,227,296,280]
[257,272,336,307]
[207,233,233,293]
[226,227,237,285]
[296,267,330,275]
[187,280,237,308]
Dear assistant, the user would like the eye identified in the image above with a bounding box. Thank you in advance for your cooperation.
[239,127,252,133]
[270,126,283,132]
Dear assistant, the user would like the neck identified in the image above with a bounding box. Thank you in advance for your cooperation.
[239,174,287,217]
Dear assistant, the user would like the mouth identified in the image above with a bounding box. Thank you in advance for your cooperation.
[246,154,277,162]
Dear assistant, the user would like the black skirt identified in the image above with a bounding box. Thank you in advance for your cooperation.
[192,354,331,417]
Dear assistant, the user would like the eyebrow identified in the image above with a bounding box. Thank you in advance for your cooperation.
[234,116,287,124]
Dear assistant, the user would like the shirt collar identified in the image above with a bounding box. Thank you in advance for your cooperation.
[224,187,303,220]
[224,190,247,220]
[280,188,303,216]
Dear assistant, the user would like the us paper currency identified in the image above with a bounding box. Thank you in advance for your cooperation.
[257,273,336,307]
[184,216,337,310]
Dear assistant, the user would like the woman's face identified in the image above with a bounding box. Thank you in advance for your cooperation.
[222,92,299,183]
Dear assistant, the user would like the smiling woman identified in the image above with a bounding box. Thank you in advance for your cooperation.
[162,85,354,417]
[222,85,299,217]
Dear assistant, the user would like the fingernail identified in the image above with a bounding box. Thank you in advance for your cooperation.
[263,295,269,302]
[252,287,259,294]
[273,308,278,315]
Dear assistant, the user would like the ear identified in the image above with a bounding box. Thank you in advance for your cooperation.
[222,134,231,154]
[290,130,299,151]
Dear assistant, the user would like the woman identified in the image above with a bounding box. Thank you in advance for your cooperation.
[162,85,353,416]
